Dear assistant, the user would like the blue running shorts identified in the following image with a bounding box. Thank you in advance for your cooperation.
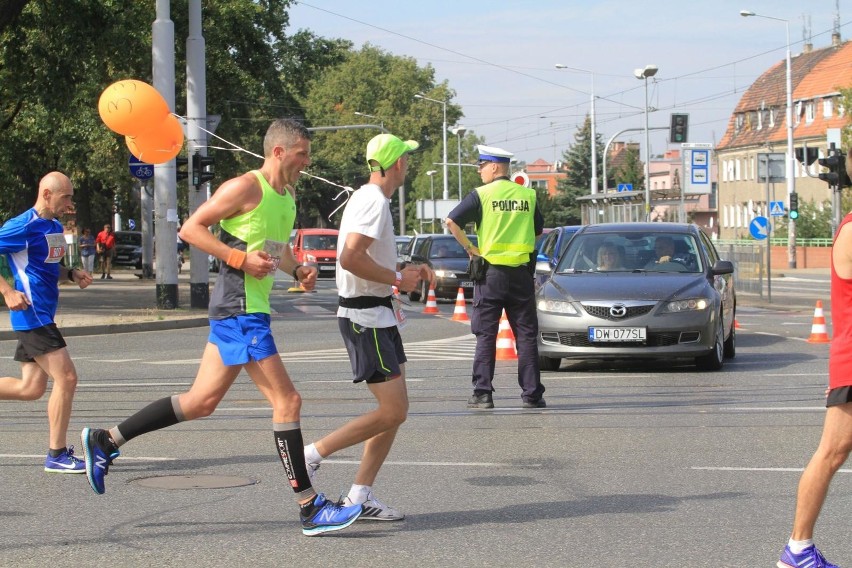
[209,313,277,366]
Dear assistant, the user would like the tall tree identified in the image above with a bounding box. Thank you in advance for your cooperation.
[553,116,603,225]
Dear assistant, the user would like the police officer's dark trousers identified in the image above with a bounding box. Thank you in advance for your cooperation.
[470,264,544,402]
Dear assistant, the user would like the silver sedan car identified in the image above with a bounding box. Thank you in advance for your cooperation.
[536,223,736,371]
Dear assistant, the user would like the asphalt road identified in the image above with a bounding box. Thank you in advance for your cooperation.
[0,281,846,567]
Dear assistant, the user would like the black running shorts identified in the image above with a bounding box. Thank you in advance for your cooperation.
[337,318,406,383]
[13,324,67,362]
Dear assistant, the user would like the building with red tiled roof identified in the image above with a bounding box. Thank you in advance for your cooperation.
[715,34,852,239]
[525,158,566,196]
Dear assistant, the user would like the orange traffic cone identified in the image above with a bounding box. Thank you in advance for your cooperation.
[807,300,830,343]
[422,282,439,314]
[451,287,469,322]
[496,310,518,360]
[735,319,741,329]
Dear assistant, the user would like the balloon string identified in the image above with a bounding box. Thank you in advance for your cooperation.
[174,113,354,218]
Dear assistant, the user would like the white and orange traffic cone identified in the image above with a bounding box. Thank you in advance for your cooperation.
[451,287,469,322]
[496,310,518,360]
[735,319,741,329]
[807,300,830,343]
[422,282,440,314]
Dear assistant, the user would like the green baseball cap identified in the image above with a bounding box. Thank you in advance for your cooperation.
[366,134,419,172]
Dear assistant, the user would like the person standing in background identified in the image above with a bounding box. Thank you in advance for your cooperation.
[95,224,114,279]
[79,228,95,275]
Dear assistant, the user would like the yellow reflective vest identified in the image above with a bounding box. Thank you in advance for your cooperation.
[474,179,536,267]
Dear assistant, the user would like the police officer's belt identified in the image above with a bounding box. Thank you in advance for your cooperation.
[338,295,393,309]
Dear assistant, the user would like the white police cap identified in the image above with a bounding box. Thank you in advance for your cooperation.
[477,145,513,163]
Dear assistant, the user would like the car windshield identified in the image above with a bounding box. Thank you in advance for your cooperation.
[115,233,140,246]
[429,239,470,259]
[555,232,703,274]
[303,235,337,250]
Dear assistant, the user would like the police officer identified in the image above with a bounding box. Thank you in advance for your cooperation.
[446,145,545,409]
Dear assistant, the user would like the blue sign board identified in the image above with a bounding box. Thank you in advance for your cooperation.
[749,216,770,240]
[128,219,136,230]
[769,201,785,217]
[617,183,633,192]
[128,155,154,180]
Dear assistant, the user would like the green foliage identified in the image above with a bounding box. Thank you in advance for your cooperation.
[300,44,462,232]
[561,115,603,190]
[613,145,644,191]
[772,199,833,239]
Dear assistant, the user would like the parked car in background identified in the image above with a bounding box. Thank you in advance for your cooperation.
[395,235,412,264]
[112,231,142,269]
[407,234,477,302]
[535,225,583,285]
[536,223,736,372]
[291,228,338,278]
[398,233,439,267]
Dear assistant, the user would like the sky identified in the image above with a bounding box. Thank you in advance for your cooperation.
[288,0,851,169]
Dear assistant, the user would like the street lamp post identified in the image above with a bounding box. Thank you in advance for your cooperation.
[634,64,659,221]
[555,64,597,194]
[414,94,448,201]
[741,10,797,268]
[449,125,466,198]
[353,111,384,130]
[426,170,437,232]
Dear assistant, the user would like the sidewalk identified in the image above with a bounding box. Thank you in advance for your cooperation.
[0,269,210,341]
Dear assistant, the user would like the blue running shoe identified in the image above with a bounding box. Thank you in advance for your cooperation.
[301,493,362,536]
[778,544,838,568]
[81,427,120,495]
[44,446,85,474]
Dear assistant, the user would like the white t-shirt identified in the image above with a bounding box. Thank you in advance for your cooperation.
[336,184,397,328]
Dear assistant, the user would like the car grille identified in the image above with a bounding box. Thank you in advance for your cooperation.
[581,303,654,321]
[541,331,684,348]
[314,256,334,263]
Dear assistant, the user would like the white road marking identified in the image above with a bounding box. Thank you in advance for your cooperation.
[692,466,852,473]
[0,454,175,461]
[78,382,192,388]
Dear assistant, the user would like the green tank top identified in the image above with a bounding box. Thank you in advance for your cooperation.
[209,170,296,318]
[475,179,536,267]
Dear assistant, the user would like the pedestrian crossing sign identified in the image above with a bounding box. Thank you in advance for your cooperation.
[769,201,785,217]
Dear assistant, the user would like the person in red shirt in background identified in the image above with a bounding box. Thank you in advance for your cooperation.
[95,224,115,279]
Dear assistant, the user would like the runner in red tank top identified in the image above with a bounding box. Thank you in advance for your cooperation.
[776,196,852,567]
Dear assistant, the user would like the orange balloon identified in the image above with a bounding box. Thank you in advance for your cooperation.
[98,80,169,136]
[126,114,184,164]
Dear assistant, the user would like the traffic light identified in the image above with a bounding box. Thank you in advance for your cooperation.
[788,192,799,220]
[817,145,850,188]
[191,152,215,188]
[176,157,188,181]
[670,113,689,143]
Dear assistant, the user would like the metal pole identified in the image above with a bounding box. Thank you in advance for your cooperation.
[764,157,772,303]
[457,133,462,198]
[590,73,598,195]
[784,20,797,268]
[186,0,209,308]
[643,76,652,221]
[153,0,178,308]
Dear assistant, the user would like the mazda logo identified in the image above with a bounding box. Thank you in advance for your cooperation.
[609,304,627,318]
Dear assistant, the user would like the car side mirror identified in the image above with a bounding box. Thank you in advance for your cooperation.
[711,260,734,275]
[535,260,551,274]
[536,253,548,262]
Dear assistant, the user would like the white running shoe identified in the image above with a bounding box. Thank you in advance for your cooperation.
[343,491,404,521]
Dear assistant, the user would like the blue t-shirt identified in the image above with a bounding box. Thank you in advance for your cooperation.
[0,208,66,330]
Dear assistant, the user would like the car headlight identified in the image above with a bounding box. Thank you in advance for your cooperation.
[537,298,579,315]
[305,253,317,262]
[661,298,710,313]
[434,270,456,278]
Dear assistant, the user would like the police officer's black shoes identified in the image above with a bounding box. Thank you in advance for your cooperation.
[522,398,546,409]
[467,393,494,409]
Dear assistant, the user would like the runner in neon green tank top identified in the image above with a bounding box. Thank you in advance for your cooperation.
[80,119,363,536]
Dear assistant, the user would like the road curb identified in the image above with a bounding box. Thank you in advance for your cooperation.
[0,317,210,341]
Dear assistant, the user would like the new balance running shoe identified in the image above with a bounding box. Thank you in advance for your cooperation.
[343,491,404,521]
[44,446,85,474]
[777,544,838,568]
[301,493,362,536]
[81,427,120,495]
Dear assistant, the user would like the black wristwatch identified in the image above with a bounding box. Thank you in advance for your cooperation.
[292,264,303,279]
[67,268,76,282]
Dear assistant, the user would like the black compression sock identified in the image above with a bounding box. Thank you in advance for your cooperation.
[273,422,314,501]
[116,395,184,443]
[48,447,66,458]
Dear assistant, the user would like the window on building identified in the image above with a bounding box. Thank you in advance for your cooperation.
[795,101,802,125]
[769,108,776,127]
[735,159,741,181]
[735,114,744,132]
[530,180,547,190]
[824,97,834,118]
[805,101,815,123]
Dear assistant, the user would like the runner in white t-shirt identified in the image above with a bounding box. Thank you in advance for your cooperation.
[304,133,434,522]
